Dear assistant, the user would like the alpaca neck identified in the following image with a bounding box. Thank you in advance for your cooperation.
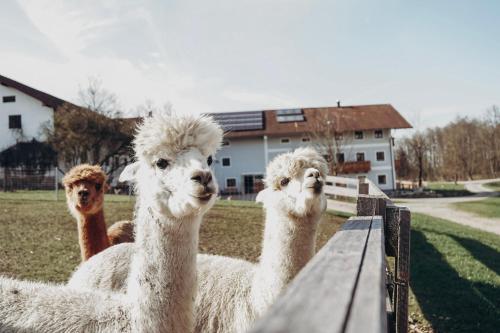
[127,199,201,333]
[252,206,319,314]
[77,209,109,261]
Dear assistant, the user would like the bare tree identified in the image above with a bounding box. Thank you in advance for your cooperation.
[78,77,121,117]
[309,110,350,175]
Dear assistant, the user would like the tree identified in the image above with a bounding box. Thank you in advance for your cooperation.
[43,79,135,175]
[309,110,350,175]
[404,132,429,187]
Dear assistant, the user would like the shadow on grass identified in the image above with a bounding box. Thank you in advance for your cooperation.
[449,235,500,277]
[411,230,500,333]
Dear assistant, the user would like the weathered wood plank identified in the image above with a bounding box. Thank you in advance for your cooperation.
[395,207,411,333]
[326,175,359,186]
[356,194,377,216]
[384,205,399,257]
[249,216,373,333]
[344,216,387,333]
[324,185,358,198]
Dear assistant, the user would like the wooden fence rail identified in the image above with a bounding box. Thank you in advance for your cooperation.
[249,177,411,333]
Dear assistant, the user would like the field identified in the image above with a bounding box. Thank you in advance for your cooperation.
[1,191,499,332]
[409,213,500,333]
[0,191,345,282]
[453,197,500,218]
[425,182,466,191]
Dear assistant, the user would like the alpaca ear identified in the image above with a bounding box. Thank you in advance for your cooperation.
[119,162,140,182]
[256,188,271,204]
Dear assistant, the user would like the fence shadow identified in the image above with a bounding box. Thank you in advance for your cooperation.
[410,230,500,333]
[448,234,500,277]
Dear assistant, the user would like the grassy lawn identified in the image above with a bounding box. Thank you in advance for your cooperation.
[410,213,500,333]
[2,191,499,332]
[0,191,345,282]
[425,182,466,191]
[453,197,500,218]
[485,181,500,191]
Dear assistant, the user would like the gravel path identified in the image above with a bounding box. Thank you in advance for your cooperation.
[327,178,500,235]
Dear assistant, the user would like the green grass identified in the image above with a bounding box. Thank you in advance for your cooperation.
[3,191,499,332]
[410,213,500,333]
[0,191,345,282]
[425,182,466,191]
[485,181,500,191]
[453,197,500,218]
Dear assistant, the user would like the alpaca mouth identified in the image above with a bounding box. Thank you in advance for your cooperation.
[192,193,214,202]
[307,182,323,194]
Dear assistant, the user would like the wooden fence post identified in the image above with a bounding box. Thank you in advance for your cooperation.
[395,207,411,333]
[356,194,377,216]
[358,177,369,195]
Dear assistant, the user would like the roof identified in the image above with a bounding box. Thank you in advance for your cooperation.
[210,104,412,139]
[0,74,69,109]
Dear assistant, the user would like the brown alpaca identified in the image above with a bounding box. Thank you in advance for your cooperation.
[62,164,134,261]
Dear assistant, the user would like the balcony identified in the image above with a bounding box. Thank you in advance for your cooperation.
[337,160,371,174]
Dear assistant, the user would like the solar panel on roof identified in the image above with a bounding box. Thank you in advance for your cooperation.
[276,108,305,122]
[210,111,264,131]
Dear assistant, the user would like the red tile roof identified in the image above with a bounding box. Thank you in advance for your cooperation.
[215,104,412,139]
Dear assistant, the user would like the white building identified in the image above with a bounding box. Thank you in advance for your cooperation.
[0,74,67,151]
[211,105,412,193]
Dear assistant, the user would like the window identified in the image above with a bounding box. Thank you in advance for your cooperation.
[378,175,387,185]
[276,109,305,122]
[222,157,231,167]
[376,151,385,161]
[356,152,365,162]
[336,153,345,163]
[3,96,15,103]
[222,140,230,146]
[226,178,236,187]
[374,129,383,138]
[280,138,290,144]
[8,115,22,129]
[354,131,363,140]
[301,137,310,142]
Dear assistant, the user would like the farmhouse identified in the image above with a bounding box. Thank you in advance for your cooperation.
[210,105,412,193]
[0,74,69,151]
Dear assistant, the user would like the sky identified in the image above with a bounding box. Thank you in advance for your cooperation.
[1,0,499,134]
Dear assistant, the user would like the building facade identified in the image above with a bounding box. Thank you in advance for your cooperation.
[211,105,411,192]
[0,74,66,151]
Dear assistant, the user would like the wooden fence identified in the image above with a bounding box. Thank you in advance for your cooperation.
[249,177,411,333]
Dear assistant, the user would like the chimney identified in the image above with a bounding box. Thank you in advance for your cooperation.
[336,100,341,108]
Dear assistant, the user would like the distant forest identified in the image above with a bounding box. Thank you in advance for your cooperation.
[396,105,500,185]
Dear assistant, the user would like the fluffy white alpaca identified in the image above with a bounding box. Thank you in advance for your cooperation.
[68,147,327,333]
[0,113,222,333]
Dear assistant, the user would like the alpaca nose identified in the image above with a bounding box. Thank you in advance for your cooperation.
[191,170,213,186]
[305,168,320,180]
[78,189,89,198]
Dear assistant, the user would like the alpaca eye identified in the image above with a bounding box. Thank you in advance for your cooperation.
[207,156,213,166]
[280,178,290,187]
[95,183,102,191]
[156,158,170,169]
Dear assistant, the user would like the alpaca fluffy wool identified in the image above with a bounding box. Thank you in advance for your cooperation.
[69,147,328,333]
[62,164,107,189]
[133,113,223,163]
[0,114,222,333]
[265,147,328,190]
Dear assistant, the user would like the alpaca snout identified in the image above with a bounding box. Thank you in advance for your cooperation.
[190,170,213,186]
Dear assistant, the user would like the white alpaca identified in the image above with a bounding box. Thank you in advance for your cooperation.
[0,113,223,333]
[68,147,327,333]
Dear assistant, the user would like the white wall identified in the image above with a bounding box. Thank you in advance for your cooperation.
[0,85,54,151]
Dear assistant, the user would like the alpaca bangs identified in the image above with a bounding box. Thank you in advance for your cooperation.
[63,164,107,188]
[133,114,223,161]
